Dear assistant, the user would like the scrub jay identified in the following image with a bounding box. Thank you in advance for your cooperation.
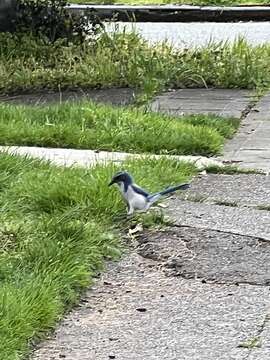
[109,171,190,215]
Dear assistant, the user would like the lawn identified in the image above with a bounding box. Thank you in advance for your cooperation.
[0,101,239,156]
[0,152,197,360]
[1,31,270,95]
[71,0,269,4]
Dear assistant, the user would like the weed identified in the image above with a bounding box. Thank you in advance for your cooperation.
[238,336,262,349]
[257,205,270,211]
[188,194,208,203]
[0,33,270,94]
[205,164,263,175]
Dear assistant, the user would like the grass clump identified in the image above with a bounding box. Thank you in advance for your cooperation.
[0,101,239,156]
[0,152,196,359]
[1,31,270,95]
[205,164,263,174]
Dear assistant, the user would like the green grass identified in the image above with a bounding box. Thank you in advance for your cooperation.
[205,164,264,174]
[238,337,262,349]
[0,101,239,156]
[214,200,238,207]
[1,31,270,95]
[257,205,270,211]
[72,0,270,4]
[0,152,197,360]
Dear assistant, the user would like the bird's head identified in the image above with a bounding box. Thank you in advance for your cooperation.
[108,171,133,187]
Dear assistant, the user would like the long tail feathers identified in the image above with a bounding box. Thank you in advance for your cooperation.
[148,183,190,204]
[159,183,190,196]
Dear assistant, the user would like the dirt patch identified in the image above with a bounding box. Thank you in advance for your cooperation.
[137,226,270,285]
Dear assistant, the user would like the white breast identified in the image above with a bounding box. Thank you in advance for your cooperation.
[118,183,147,211]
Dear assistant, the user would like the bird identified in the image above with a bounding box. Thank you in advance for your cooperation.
[108,171,190,215]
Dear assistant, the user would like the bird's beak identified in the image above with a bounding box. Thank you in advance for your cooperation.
[108,179,114,186]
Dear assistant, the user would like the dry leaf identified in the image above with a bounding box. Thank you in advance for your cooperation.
[157,203,168,208]
[128,224,143,235]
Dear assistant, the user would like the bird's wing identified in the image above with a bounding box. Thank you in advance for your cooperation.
[131,184,149,197]
[147,193,162,204]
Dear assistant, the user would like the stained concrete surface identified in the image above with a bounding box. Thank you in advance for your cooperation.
[0,88,135,106]
[151,88,253,118]
[181,173,270,208]
[221,92,270,171]
[166,199,270,241]
[137,227,270,285]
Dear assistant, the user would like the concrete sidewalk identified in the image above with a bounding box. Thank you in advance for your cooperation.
[0,145,222,169]
[222,92,270,172]
[151,88,252,118]
[0,88,135,106]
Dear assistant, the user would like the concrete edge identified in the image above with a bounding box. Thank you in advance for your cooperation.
[67,3,270,22]
[0,145,223,170]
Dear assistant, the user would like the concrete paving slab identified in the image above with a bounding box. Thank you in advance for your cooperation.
[222,92,270,171]
[165,199,270,241]
[151,89,252,118]
[182,173,270,208]
[0,146,223,170]
[248,350,270,360]
[0,88,136,106]
[32,253,269,360]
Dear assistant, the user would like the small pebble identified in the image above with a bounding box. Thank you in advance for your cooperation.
[109,337,119,341]
[136,307,147,312]
[104,281,112,286]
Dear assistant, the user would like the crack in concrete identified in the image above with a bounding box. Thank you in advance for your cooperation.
[185,194,270,211]
[171,223,270,245]
[240,97,258,120]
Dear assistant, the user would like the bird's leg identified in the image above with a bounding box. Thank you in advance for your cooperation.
[127,203,134,216]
